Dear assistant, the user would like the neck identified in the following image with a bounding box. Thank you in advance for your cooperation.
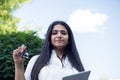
[54,48,65,59]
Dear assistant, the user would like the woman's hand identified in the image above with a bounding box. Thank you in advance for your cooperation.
[13,44,26,66]
[13,44,26,80]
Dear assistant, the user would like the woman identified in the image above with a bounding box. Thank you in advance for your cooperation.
[13,21,85,80]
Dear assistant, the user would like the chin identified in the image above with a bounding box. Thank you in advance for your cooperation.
[55,45,64,48]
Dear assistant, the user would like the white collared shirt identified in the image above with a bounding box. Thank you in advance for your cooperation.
[25,50,79,80]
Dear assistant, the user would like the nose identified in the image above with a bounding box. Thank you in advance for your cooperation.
[57,32,62,37]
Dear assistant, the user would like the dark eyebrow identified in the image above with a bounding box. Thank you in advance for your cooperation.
[52,29,67,31]
[52,30,58,32]
[60,30,67,32]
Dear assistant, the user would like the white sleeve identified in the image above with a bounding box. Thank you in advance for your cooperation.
[24,55,39,80]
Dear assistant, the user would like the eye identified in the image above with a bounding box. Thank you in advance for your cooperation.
[52,30,57,35]
[61,31,67,35]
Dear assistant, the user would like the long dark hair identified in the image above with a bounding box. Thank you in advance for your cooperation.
[31,21,84,80]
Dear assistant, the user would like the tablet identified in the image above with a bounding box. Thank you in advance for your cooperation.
[62,71,91,80]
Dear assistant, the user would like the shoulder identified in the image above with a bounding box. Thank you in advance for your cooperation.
[26,55,40,69]
[27,55,40,67]
[29,55,40,62]
[25,55,40,80]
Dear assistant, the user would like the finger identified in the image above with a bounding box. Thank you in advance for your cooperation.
[21,44,27,52]
[13,49,19,59]
[13,48,22,58]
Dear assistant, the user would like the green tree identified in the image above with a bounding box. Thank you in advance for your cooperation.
[0,0,29,34]
[0,0,44,79]
[0,31,43,80]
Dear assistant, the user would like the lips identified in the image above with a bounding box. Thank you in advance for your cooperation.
[55,40,63,43]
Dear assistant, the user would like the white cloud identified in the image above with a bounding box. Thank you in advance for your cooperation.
[67,9,108,33]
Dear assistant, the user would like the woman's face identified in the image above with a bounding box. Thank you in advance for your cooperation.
[51,24,69,49]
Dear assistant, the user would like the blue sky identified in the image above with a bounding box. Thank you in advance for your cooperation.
[14,0,120,80]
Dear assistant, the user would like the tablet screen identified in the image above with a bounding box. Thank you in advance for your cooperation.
[62,71,91,80]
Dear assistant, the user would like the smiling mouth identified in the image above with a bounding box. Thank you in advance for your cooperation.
[55,40,63,43]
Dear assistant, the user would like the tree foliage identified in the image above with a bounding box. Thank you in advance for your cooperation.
[0,0,44,79]
[0,31,43,80]
[0,0,29,34]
